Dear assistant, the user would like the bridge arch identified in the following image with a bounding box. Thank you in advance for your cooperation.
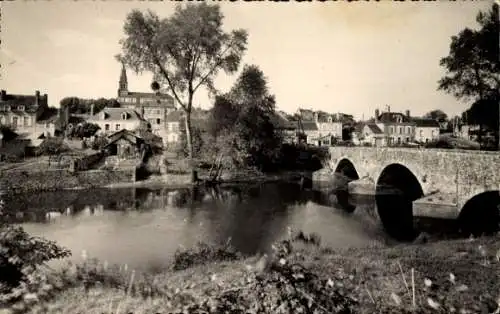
[375,163,424,241]
[457,191,500,237]
[333,158,359,213]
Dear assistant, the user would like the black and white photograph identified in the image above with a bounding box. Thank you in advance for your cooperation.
[0,0,499,313]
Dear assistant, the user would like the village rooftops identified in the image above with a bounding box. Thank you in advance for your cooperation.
[376,112,413,124]
[0,90,48,113]
[87,108,145,121]
[365,123,384,134]
[412,118,440,128]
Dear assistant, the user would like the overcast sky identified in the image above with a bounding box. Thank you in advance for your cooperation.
[0,1,491,120]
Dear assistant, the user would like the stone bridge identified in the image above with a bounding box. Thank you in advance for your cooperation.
[312,147,500,239]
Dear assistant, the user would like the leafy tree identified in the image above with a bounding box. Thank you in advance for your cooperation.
[424,109,448,122]
[208,64,282,171]
[36,138,69,156]
[438,4,499,147]
[116,3,248,182]
[70,122,100,139]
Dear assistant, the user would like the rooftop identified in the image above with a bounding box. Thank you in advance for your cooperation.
[88,107,145,121]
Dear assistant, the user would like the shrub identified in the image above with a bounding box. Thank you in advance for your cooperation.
[0,197,71,307]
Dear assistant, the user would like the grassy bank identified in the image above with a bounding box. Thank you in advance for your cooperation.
[2,231,499,314]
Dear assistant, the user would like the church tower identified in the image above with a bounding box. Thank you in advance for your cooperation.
[118,62,128,96]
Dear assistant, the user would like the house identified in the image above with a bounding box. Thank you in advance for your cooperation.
[295,109,343,146]
[356,123,386,147]
[413,118,440,143]
[86,107,148,135]
[164,110,183,146]
[0,90,66,139]
[374,108,415,146]
[103,129,145,160]
[117,63,176,136]
[314,111,343,144]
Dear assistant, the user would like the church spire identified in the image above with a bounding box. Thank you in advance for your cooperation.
[118,62,128,96]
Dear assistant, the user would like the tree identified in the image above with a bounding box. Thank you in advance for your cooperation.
[438,4,499,148]
[117,3,248,181]
[424,109,448,122]
[208,64,282,171]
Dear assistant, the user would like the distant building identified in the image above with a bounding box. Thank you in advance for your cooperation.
[413,118,440,143]
[116,63,176,136]
[87,106,148,135]
[0,90,65,139]
[295,108,344,146]
[355,123,386,147]
[374,108,415,146]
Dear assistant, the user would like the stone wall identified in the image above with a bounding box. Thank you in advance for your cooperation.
[316,147,500,210]
[0,168,135,195]
[71,151,104,171]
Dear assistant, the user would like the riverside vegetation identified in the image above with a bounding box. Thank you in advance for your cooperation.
[1,187,500,314]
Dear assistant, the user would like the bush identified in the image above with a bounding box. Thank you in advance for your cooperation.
[0,197,71,307]
[36,138,70,156]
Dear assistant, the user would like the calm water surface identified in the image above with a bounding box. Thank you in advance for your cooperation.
[3,182,389,270]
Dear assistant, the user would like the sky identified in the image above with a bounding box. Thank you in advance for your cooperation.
[0,1,492,120]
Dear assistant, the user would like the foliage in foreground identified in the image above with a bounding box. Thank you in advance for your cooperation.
[0,197,71,310]
[2,221,500,313]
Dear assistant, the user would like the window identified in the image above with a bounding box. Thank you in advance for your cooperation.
[12,116,18,127]
[389,126,393,134]
[18,105,25,111]
[23,116,30,126]
[407,127,411,134]
[156,118,161,125]
[399,127,402,134]
[121,112,128,120]
[156,110,161,115]
[406,137,410,142]
[397,137,401,144]
[105,124,110,131]
[116,124,121,130]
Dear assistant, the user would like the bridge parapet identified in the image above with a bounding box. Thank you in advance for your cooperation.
[316,146,500,216]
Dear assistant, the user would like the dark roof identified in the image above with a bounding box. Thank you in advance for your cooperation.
[126,91,174,100]
[301,121,318,131]
[377,112,412,124]
[105,129,143,146]
[0,91,48,113]
[88,108,145,121]
[270,111,296,130]
[365,123,384,134]
[413,118,440,128]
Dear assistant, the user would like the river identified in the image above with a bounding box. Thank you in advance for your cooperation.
[2,182,396,270]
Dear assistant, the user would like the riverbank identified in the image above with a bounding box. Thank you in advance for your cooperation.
[5,232,500,314]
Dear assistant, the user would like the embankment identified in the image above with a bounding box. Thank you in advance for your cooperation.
[0,168,135,195]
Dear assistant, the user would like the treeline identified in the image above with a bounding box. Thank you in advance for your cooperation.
[173,64,328,179]
[59,97,120,115]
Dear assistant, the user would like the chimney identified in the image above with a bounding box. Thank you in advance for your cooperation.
[90,103,95,116]
[374,109,380,121]
[65,106,69,126]
[35,90,40,106]
[0,90,6,101]
[405,110,410,118]
[314,112,318,122]
[387,106,391,113]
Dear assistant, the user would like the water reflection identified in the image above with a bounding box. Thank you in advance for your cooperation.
[2,182,389,269]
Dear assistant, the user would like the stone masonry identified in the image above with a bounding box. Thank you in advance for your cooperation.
[313,147,500,219]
